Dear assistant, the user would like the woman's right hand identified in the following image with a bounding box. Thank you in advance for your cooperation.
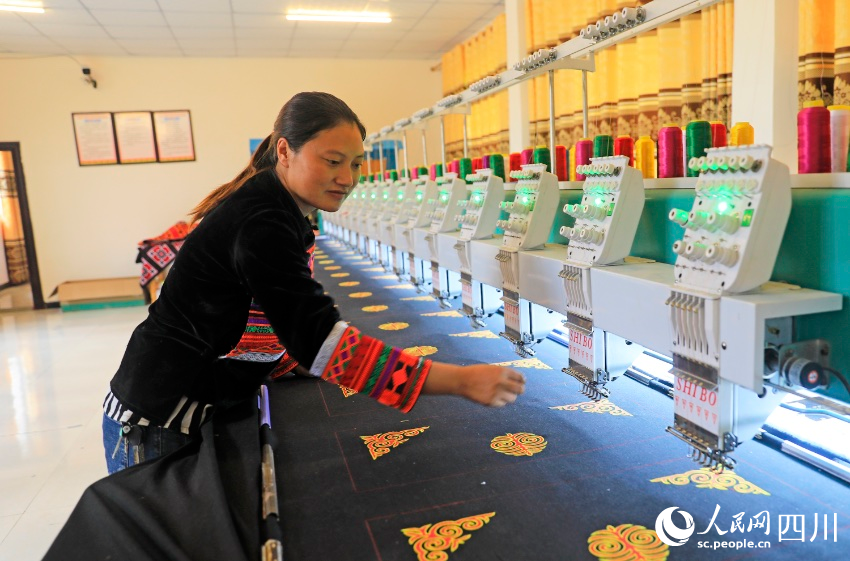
[423,362,526,407]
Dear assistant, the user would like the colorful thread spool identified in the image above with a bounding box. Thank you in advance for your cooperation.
[481,155,490,169]
[569,146,576,181]
[658,125,684,178]
[521,148,534,165]
[730,122,755,146]
[710,121,727,148]
[593,134,614,157]
[798,100,831,174]
[388,170,398,181]
[635,136,656,179]
[554,145,568,181]
[574,138,593,180]
[509,152,522,180]
[533,146,551,173]
[459,158,473,182]
[829,105,850,173]
[417,166,428,179]
[613,135,634,167]
[685,120,712,177]
[490,154,506,180]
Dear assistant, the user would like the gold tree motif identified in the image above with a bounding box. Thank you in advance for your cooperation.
[340,386,357,398]
[339,281,360,287]
[379,322,409,331]
[550,399,633,417]
[490,433,547,457]
[650,468,770,495]
[401,512,496,561]
[588,524,669,561]
[362,305,388,312]
[330,273,349,278]
[362,426,429,460]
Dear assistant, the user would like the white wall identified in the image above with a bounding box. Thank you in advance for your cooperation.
[0,55,443,302]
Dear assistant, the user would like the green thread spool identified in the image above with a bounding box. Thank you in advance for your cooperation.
[359,175,365,183]
[459,157,473,183]
[686,120,712,177]
[434,163,443,178]
[417,166,428,178]
[489,153,505,180]
[532,146,551,172]
[389,170,399,181]
[593,135,614,157]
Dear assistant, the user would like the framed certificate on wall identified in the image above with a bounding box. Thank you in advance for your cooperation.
[153,110,195,162]
[114,111,157,164]
[71,112,118,166]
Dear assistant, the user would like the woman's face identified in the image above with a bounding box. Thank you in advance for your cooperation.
[275,122,364,216]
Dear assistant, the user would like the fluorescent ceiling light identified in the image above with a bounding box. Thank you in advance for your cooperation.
[286,10,391,23]
[0,1,44,13]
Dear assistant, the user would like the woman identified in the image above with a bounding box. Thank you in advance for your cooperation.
[103,92,525,474]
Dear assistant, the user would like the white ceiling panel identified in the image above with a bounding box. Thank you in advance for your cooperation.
[90,10,167,26]
[0,0,503,61]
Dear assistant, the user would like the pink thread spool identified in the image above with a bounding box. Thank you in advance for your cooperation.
[613,135,634,167]
[521,148,534,165]
[482,155,490,169]
[658,126,684,178]
[710,121,728,148]
[798,101,832,174]
[574,138,593,180]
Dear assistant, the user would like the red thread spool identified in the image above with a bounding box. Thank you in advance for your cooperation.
[554,145,568,181]
[710,121,728,148]
[521,148,534,165]
[473,157,483,171]
[798,102,832,173]
[657,126,685,178]
[574,138,593,180]
[613,135,634,167]
[509,152,522,179]
[429,164,437,180]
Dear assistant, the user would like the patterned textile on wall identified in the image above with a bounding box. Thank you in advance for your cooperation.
[0,152,28,285]
[136,221,196,288]
[799,0,835,107]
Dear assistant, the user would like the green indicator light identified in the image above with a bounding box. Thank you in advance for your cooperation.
[371,193,376,200]
[416,192,423,201]
[741,208,754,227]
[522,196,529,203]
[607,203,615,216]
[717,201,729,213]
[474,194,482,202]
[595,197,604,206]
[397,192,404,201]
[383,193,388,200]
[440,193,448,202]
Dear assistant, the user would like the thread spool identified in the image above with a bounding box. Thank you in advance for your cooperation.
[533,146,551,173]
[389,170,399,181]
[710,121,727,148]
[685,121,712,177]
[490,153,506,180]
[635,136,656,179]
[829,105,850,173]
[521,148,534,165]
[593,134,614,157]
[482,155,490,170]
[458,158,473,182]
[417,166,428,178]
[613,135,634,167]
[569,146,576,181]
[509,152,522,180]
[658,126,684,178]
[730,122,755,146]
[574,139,593,180]
[798,100,831,174]
[554,145,568,181]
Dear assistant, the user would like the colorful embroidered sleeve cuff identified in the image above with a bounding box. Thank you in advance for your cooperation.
[313,323,431,413]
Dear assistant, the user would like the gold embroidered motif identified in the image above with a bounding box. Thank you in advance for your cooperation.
[401,512,495,561]
[492,358,552,369]
[379,322,409,330]
[348,292,372,298]
[450,330,500,339]
[550,399,633,416]
[587,524,669,561]
[318,259,334,264]
[650,468,770,495]
[324,265,341,270]
[339,281,360,287]
[340,386,357,398]
[490,433,547,456]
[362,426,429,460]
[403,346,438,357]
[362,305,388,312]
[330,272,349,278]
[421,310,464,317]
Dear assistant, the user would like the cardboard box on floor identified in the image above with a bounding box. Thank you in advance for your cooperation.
[50,277,145,311]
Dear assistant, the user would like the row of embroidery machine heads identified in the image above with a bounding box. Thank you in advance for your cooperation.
[322,146,843,474]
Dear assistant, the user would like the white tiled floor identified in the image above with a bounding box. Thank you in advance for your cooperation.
[0,306,147,561]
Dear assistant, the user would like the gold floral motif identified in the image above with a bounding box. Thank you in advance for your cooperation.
[324,265,341,270]
[587,524,668,561]
[362,305,388,312]
[379,322,409,331]
[340,386,357,398]
[490,432,547,457]
[450,330,500,339]
[550,399,633,417]
[339,281,360,287]
[401,512,495,561]
[650,468,770,495]
[318,259,334,264]
[348,292,372,298]
[330,272,349,278]
[492,358,552,370]
[362,426,429,460]
[403,346,438,357]
[401,295,436,301]
[421,310,464,318]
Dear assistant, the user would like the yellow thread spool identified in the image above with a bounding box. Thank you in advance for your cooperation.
[635,136,656,179]
[730,122,755,146]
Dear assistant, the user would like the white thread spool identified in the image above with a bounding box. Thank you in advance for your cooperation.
[829,105,850,172]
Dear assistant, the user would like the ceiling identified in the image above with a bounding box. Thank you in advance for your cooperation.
[0,0,504,60]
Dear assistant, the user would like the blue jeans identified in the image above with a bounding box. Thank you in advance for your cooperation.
[102,414,194,475]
